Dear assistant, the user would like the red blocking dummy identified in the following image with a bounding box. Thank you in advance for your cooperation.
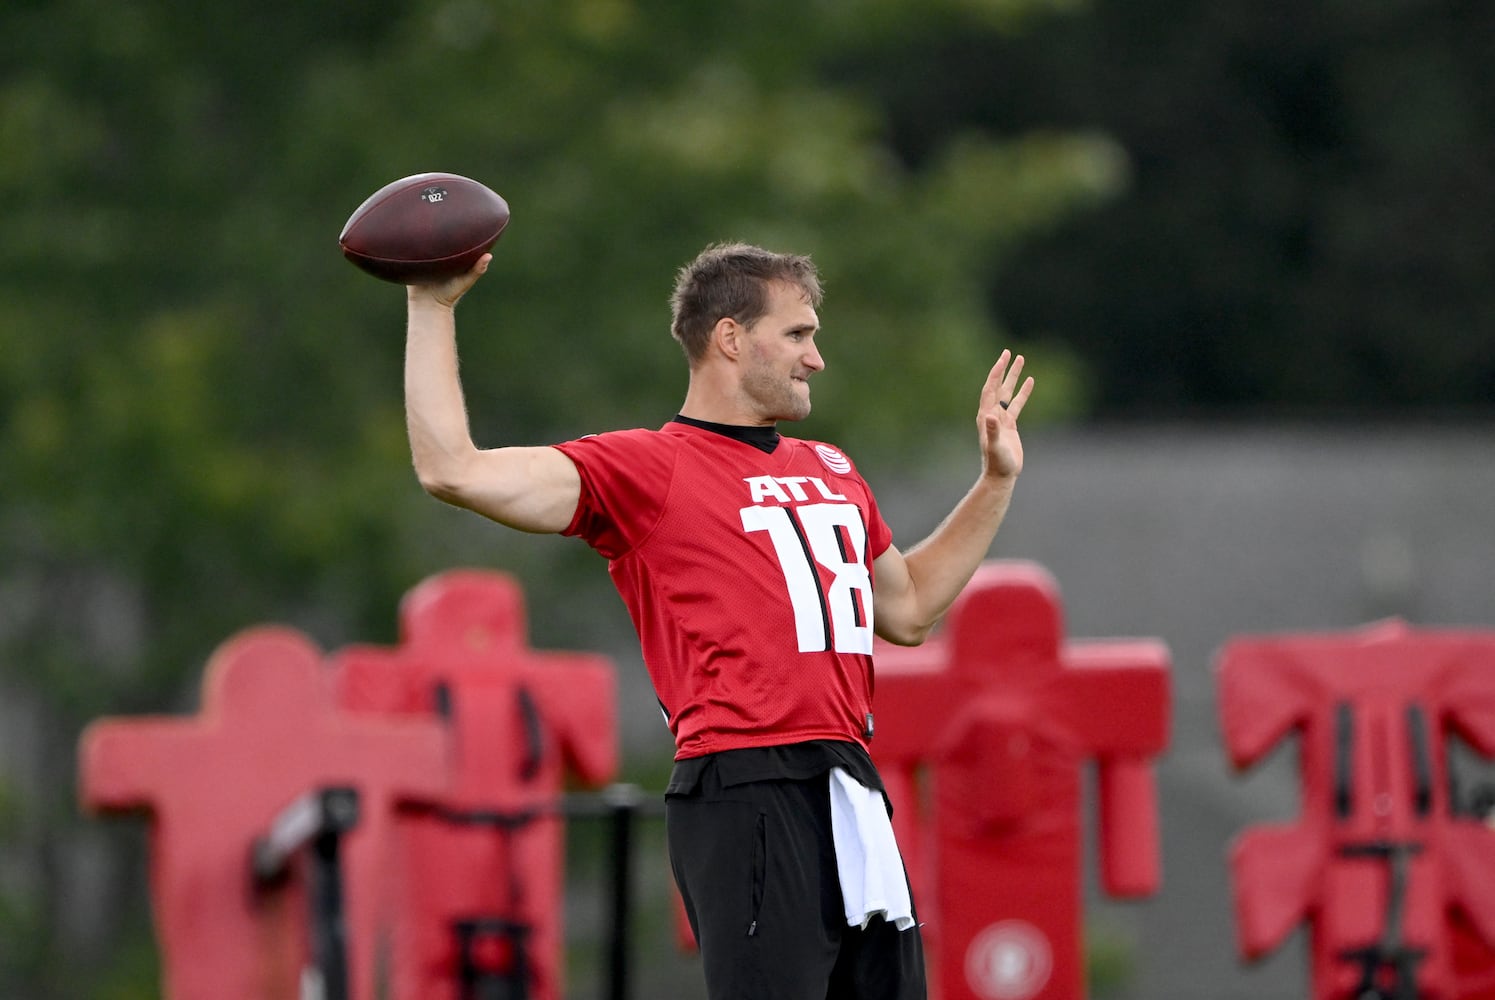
[873,560,1170,1000]
[1219,621,1495,1000]
[78,626,448,1000]
[333,569,617,1000]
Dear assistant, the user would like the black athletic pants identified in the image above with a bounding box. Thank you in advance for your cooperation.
[666,764,926,1000]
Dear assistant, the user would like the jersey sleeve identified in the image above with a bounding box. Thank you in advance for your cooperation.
[553,429,676,560]
[863,482,894,559]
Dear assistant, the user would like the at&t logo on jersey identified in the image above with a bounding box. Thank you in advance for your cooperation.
[814,444,852,475]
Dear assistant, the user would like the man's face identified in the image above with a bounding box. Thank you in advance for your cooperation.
[739,280,823,423]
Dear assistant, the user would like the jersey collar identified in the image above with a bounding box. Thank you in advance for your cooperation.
[670,414,781,455]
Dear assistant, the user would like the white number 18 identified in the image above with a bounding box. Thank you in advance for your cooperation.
[740,503,874,654]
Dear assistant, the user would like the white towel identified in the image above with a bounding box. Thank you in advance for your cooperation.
[828,767,915,931]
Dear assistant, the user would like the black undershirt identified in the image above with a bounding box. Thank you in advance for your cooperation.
[661,415,884,798]
[671,413,780,454]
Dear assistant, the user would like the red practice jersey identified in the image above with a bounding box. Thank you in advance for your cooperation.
[555,421,894,759]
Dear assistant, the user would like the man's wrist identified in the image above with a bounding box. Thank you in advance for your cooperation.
[407,286,457,312]
[978,466,1020,489]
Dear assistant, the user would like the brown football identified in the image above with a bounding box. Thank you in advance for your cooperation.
[338,172,510,284]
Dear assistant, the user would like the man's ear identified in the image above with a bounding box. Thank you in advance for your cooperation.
[711,316,744,361]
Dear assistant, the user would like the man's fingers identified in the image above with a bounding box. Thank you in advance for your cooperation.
[979,351,1012,405]
[416,253,493,307]
[1005,376,1036,418]
[983,350,1027,409]
[1000,353,1026,401]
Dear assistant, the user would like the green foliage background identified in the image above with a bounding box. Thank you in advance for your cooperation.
[1,1,1109,993]
[858,0,1495,416]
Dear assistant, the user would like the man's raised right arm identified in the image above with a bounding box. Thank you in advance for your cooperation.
[404,255,580,534]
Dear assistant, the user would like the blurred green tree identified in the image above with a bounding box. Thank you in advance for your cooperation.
[0,0,1113,993]
[854,0,1495,417]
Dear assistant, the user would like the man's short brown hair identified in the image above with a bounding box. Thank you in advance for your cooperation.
[669,243,823,363]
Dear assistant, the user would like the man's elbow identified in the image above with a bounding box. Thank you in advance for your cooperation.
[876,619,935,647]
[413,459,471,507]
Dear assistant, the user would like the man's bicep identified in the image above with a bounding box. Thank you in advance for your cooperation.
[463,445,581,534]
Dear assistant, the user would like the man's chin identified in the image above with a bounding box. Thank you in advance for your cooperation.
[758,382,811,422]
[789,384,813,421]
[781,402,811,422]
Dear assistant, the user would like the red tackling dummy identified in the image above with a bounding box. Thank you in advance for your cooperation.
[333,569,617,1000]
[872,560,1171,1000]
[78,627,448,1000]
[1219,620,1495,1000]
